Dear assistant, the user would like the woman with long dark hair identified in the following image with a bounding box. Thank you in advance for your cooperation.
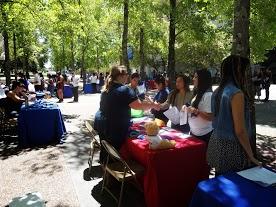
[160,75,192,133]
[183,69,213,142]
[207,55,261,175]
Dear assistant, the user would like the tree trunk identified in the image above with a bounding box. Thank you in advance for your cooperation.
[24,51,29,73]
[62,38,65,73]
[13,32,17,81]
[1,7,11,86]
[232,0,256,155]
[70,38,75,70]
[232,0,250,57]
[81,48,86,88]
[96,46,100,73]
[122,0,130,73]
[117,21,123,64]
[167,0,176,88]
[139,28,146,80]
[3,30,10,85]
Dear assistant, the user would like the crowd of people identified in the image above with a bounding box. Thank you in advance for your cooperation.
[0,70,81,118]
[0,54,270,175]
[85,72,106,93]
[95,55,262,176]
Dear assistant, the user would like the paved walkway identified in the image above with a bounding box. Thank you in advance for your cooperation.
[1,85,275,206]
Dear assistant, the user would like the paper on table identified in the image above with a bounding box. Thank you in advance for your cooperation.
[159,128,191,139]
[132,117,152,124]
[163,107,180,125]
[180,109,187,125]
[237,167,276,187]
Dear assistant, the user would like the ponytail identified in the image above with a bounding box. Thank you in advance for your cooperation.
[102,65,127,92]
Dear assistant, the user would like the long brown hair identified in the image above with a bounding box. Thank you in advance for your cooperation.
[169,74,190,105]
[103,65,127,92]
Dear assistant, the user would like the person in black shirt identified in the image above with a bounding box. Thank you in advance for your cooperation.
[263,68,272,102]
[94,65,159,161]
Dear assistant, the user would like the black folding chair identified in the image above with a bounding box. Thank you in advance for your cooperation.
[101,140,144,207]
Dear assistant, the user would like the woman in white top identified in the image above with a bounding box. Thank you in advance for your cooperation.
[182,69,213,142]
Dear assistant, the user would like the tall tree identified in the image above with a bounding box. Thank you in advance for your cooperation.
[13,32,17,80]
[232,0,256,154]
[139,27,146,80]
[122,0,130,73]
[232,0,250,57]
[167,0,176,85]
[1,4,11,85]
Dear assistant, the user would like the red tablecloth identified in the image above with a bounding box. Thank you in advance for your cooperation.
[121,133,209,207]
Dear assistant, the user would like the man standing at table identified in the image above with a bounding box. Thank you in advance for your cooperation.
[71,72,79,102]
[33,70,41,91]
[91,72,97,93]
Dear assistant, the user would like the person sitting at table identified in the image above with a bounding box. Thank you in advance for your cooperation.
[128,72,146,100]
[160,74,192,133]
[95,65,160,156]
[56,72,64,103]
[207,55,261,175]
[5,81,27,117]
[151,75,169,123]
[182,69,213,143]
[18,72,29,89]
[128,72,140,96]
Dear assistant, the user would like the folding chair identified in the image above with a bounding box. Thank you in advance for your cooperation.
[0,107,18,138]
[101,140,144,207]
[85,120,101,176]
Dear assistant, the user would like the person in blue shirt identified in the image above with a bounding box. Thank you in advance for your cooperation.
[207,55,261,175]
[94,65,160,158]
[151,75,169,123]
[128,72,145,100]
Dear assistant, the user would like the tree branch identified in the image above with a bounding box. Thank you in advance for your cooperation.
[175,28,186,37]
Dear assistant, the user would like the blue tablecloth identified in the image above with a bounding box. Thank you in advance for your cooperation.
[189,172,276,207]
[83,83,93,94]
[63,85,73,98]
[18,100,66,146]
